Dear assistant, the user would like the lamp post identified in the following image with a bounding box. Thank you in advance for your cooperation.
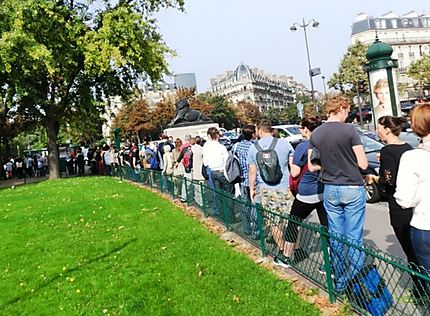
[290,18,320,113]
[321,75,328,101]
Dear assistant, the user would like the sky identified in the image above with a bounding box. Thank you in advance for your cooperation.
[156,1,430,94]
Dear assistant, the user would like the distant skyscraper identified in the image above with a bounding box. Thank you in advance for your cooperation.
[174,73,197,90]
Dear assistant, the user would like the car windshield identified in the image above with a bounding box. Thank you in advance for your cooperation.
[360,135,383,153]
[286,126,301,135]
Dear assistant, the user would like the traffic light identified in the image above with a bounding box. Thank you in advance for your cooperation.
[357,80,367,93]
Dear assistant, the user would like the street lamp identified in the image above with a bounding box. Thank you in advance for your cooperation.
[321,75,327,101]
[290,18,320,113]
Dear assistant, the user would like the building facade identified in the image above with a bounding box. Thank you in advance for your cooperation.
[174,73,197,90]
[210,63,306,112]
[351,11,430,100]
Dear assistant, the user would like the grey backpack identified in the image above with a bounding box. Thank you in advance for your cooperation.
[254,138,282,185]
[224,149,242,184]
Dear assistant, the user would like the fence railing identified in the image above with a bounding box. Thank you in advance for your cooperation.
[112,166,430,315]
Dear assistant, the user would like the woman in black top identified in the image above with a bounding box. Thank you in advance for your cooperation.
[368,115,424,299]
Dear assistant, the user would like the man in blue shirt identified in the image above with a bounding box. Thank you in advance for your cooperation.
[248,119,294,268]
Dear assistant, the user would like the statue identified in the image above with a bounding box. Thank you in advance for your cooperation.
[168,99,212,127]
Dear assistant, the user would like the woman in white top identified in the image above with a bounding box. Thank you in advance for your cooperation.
[395,103,430,272]
[162,145,174,175]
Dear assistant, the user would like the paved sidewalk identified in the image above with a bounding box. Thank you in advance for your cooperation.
[0,177,48,189]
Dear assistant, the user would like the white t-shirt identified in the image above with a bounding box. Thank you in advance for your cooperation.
[395,146,430,230]
[202,140,228,171]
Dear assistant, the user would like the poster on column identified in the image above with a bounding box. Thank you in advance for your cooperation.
[369,69,401,122]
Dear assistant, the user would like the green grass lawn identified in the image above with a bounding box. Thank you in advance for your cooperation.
[0,177,319,315]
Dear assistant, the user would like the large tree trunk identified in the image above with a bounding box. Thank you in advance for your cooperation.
[45,117,60,179]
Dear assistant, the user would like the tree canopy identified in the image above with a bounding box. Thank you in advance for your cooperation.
[407,54,430,91]
[0,0,184,178]
[328,41,369,95]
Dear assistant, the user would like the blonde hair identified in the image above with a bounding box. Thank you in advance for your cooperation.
[373,78,389,94]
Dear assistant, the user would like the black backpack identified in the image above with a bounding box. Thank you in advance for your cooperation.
[254,138,282,185]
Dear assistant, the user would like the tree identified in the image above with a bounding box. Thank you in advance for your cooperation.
[234,101,261,125]
[407,55,430,93]
[261,108,283,125]
[328,41,369,96]
[113,98,155,143]
[0,0,184,179]
[207,95,237,130]
[152,97,175,136]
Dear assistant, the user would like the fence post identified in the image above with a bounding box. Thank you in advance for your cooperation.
[170,174,175,198]
[158,171,162,191]
[320,225,336,303]
[220,192,231,230]
[256,203,266,257]
[200,182,207,217]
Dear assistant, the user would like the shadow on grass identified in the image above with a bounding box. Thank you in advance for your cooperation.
[0,237,137,309]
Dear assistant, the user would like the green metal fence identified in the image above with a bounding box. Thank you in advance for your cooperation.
[112,166,430,315]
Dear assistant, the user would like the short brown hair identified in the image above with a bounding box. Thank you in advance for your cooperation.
[256,119,272,133]
[300,116,322,132]
[207,127,219,139]
[410,103,430,138]
[326,96,350,115]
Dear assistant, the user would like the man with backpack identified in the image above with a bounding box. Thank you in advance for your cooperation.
[177,134,194,202]
[248,119,295,268]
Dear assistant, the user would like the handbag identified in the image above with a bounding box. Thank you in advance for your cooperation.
[310,148,321,165]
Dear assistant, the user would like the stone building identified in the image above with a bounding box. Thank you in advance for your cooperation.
[351,10,430,100]
[210,63,307,112]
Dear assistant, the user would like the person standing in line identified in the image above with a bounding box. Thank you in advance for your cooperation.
[191,136,205,207]
[248,119,295,268]
[177,134,194,202]
[172,138,185,197]
[76,149,85,175]
[161,144,174,192]
[308,96,368,291]
[203,127,233,194]
[103,144,111,176]
[235,124,259,239]
[366,115,425,300]
[283,116,327,262]
[395,104,430,276]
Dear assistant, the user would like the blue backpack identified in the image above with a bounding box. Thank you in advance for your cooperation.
[150,154,159,170]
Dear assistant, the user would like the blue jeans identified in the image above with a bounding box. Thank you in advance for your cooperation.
[411,227,430,274]
[323,184,366,291]
[240,186,259,239]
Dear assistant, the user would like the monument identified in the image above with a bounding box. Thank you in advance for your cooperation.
[164,99,219,140]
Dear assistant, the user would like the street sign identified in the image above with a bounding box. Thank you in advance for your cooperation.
[310,67,321,77]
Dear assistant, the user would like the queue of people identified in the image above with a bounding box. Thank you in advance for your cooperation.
[1,154,48,180]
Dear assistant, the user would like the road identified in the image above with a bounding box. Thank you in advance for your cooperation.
[308,201,406,260]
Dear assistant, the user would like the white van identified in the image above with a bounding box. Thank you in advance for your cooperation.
[272,125,303,142]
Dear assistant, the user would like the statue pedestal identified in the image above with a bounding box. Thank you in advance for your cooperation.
[164,123,219,140]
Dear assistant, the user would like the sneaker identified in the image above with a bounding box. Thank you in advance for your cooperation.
[273,257,291,269]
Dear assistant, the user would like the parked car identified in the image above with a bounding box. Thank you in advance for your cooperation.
[272,125,303,142]
[353,124,379,140]
[221,131,240,144]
